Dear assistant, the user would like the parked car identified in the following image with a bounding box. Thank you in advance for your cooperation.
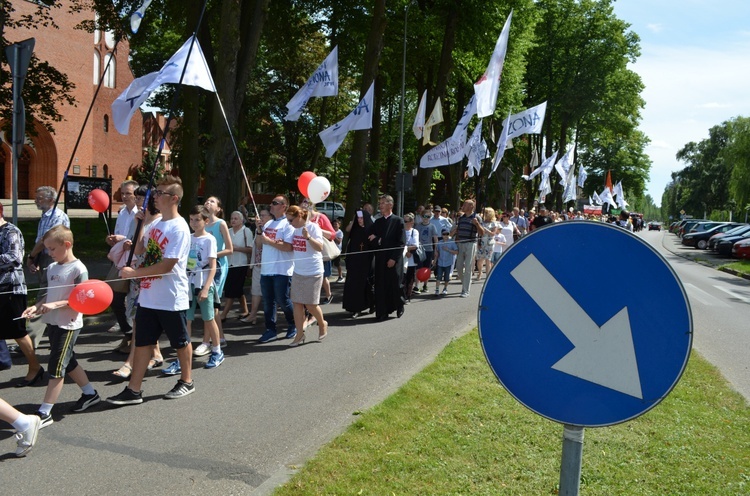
[732,238,750,259]
[315,201,345,222]
[716,231,750,256]
[709,224,750,251]
[678,219,708,237]
[648,221,662,231]
[682,223,743,249]
[686,221,725,235]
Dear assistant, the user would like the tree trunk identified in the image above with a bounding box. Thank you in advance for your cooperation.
[204,0,269,211]
[343,0,387,224]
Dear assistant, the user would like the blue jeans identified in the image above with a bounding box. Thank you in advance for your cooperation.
[260,274,296,334]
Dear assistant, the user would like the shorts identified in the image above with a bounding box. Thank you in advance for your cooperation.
[135,306,189,350]
[323,260,332,277]
[187,285,217,321]
[436,265,452,283]
[0,293,28,339]
[47,324,80,379]
[492,251,503,265]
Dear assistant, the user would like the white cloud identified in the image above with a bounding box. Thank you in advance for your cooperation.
[646,23,664,33]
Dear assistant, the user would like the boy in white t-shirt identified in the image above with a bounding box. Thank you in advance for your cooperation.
[107,176,194,405]
[21,225,99,427]
[186,206,223,369]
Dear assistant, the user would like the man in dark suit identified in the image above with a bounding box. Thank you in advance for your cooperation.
[367,195,405,321]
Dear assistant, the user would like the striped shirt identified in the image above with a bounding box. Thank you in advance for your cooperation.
[455,213,480,243]
[36,207,70,254]
[0,222,27,294]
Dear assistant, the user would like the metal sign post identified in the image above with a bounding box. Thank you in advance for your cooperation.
[5,38,35,224]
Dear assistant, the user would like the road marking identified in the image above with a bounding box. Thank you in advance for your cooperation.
[510,254,643,399]
[683,283,731,308]
[713,285,750,303]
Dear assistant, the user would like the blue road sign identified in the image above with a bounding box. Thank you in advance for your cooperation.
[479,221,692,427]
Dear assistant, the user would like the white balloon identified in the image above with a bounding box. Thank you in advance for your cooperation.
[307,176,331,203]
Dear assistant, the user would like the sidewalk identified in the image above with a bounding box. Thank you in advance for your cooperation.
[660,232,750,280]
[1,198,115,221]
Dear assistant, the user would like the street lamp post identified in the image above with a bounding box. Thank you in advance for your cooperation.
[397,0,416,218]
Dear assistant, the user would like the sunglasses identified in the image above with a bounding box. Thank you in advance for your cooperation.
[271,200,285,206]
[154,189,176,197]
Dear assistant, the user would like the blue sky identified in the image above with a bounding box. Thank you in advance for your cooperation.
[611,0,750,206]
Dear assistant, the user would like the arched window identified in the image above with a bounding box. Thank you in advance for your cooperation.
[103,115,109,133]
[94,13,101,44]
[93,51,101,85]
[103,53,116,88]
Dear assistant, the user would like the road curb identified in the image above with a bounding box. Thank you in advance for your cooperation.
[660,232,750,279]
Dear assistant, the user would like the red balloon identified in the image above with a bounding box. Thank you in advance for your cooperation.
[68,279,113,315]
[88,189,110,213]
[416,267,431,282]
[297,171,317,199]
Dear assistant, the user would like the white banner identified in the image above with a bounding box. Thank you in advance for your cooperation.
[490,110,511,176]
[423,97,444,145]
[285,46,339,121]
[503,101,546,139]
[419,136,466,168]
[525,151,558,181]
[318,82,374,158]
[474,10,513,118]
[112,36,216,135]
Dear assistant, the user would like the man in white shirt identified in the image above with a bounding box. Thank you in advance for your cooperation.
[256,195,297,343]
[106,180,139,352]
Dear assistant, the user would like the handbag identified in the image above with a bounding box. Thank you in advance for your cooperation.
[106,263,129,293]
[321,236,341,262]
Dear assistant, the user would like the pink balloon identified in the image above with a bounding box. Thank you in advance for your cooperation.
[298,171,317,199]
[416,267,431,282]
[68,279,113,315]
[88,189,110,213]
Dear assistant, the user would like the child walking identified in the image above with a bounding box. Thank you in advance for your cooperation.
[434,230,458,296]
[21,225,100,427]
[185,206,223,369]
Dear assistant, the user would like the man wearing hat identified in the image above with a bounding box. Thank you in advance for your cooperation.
[530,205,553,232]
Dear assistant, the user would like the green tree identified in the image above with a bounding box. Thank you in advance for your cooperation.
[724,116,750,210]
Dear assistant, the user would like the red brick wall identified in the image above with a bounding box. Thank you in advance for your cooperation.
[5,0,142,198]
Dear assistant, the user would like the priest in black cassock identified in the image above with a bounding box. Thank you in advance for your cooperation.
[367,195,405,321]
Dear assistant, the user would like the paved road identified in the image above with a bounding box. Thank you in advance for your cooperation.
[646,230,750,401]
[1,277,481,494]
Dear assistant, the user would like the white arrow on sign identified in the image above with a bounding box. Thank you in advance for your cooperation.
[510,254,643,399]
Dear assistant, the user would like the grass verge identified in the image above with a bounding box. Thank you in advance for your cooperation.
[719,260,750,276]
[17,217,110,261]
[276,330,749,495]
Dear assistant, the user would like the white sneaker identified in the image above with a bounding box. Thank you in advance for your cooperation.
[193,343,211,357]
[15,415,41,457]
[435,288,440,296]
[107,323,121,333]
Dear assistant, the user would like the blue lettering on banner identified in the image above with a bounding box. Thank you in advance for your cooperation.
[508,111,541,133]
[353,100,370,116]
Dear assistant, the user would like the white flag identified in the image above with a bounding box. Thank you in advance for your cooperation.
[284,46,339,121]
[554,146,575,185]
[564,176,577,202]
[130,0,153,34]
[539,170,552,195]
[588,196,593,205]
[419,96,476,169]
[474,10,513,118]
[577,164,588,188]
[525,151,558,181]
[112,36,216,135]
[422,97,444,145]
[592,191,603,205]
[599,188,618,209]
[412,90,427,139]
[503,101,546,139]
[614,181,629,208]
[465,120,483,159]
[318,82,374,158]
[490,110,512,176]
[451,95,477,141]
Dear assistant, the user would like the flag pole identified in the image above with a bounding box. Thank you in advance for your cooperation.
[125,0,210,267]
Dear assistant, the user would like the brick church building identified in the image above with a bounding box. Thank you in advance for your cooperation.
[1,0,143,200]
